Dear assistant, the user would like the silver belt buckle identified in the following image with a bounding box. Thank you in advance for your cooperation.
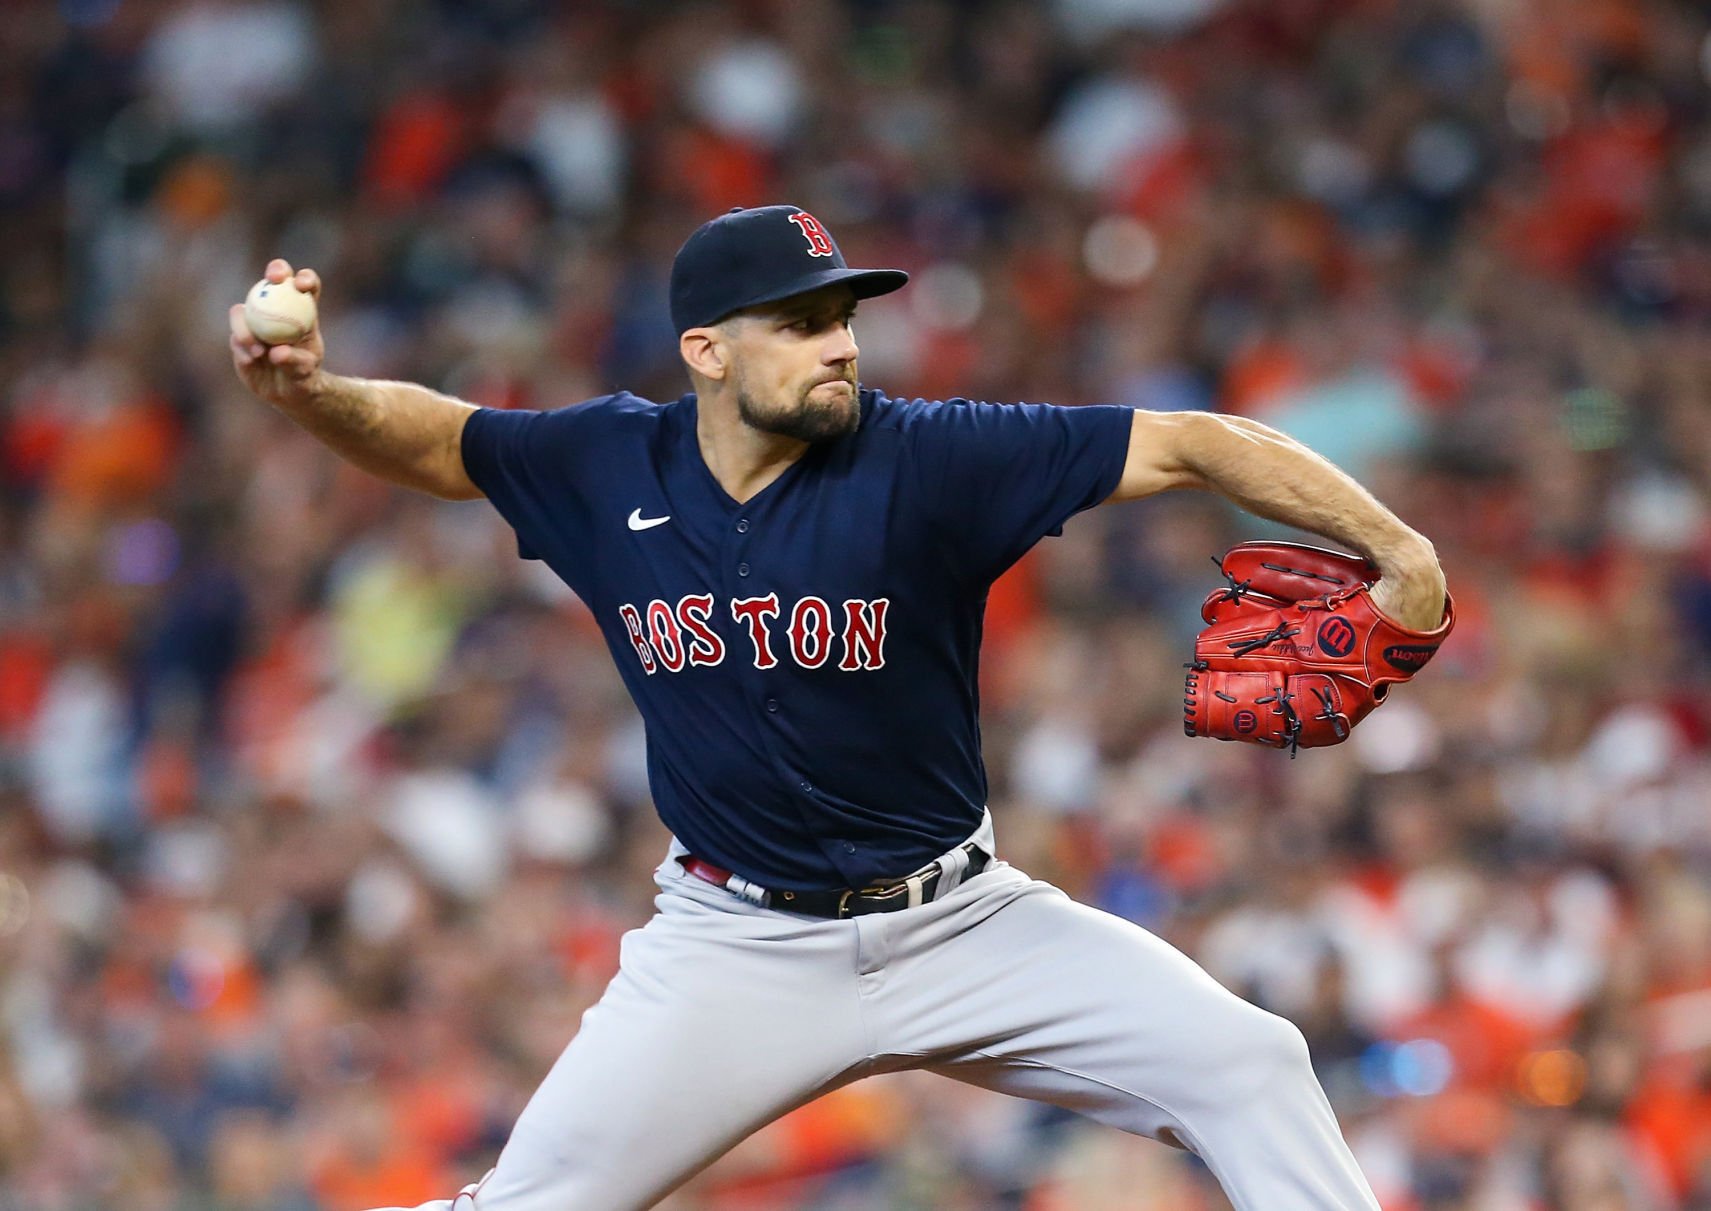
[840,840,986,918]
[841,878,919,917]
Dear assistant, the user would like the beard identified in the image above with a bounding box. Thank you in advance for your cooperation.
[735,374,860,443]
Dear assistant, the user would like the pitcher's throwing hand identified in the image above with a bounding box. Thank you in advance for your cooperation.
[229,259,325,404]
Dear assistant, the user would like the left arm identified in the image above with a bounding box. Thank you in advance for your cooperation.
[1109,410,1447,630]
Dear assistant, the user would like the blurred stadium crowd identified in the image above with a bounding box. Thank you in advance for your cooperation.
[2,0,1711,1207]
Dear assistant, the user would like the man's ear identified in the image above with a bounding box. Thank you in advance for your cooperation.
[680,327,728,382]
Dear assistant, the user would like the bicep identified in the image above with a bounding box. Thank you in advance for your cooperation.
[1106,409,1210,503]
[436,405,483,500]
[393,385,480,500]
[358,379,483,500]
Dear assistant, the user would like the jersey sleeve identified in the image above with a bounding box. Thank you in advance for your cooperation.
[906,399,1133,584]
[461,402,592,561]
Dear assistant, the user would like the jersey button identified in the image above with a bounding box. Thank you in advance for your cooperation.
[842,842,857,854]
[765,698,779,713]
[736,519,750,533]
[799,780,813,793]
[737,562,750,577]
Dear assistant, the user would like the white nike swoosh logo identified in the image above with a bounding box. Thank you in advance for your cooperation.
[627,508,671,531]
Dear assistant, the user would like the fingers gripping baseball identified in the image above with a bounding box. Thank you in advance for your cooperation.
[229,259,325,404]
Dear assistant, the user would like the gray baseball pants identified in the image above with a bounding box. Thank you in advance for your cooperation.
[375,823,1380,1211]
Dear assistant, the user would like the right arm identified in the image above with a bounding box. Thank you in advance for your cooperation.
[229,260,482,501]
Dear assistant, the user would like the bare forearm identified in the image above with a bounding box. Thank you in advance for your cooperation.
[1150,411,1446,627]
[270,372,480,500]
[229,261,481,501]
[1184,414,1415,552]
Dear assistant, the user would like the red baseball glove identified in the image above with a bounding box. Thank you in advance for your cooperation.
[1183,542,1454,754]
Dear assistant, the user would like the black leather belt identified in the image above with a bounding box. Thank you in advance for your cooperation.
[680,842,990,918]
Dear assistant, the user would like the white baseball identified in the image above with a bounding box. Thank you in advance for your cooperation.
[243,276,318,345]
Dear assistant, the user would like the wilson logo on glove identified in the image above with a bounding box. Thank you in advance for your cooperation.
[1317,617,1357,658]
[1382,644,1439,673]
[1184,542,1454,755]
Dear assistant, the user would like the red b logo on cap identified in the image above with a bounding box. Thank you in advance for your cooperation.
[788,211,835,257]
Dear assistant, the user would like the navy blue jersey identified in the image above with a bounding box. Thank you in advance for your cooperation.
[461,388,1131,889]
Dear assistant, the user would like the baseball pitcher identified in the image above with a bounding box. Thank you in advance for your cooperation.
[230,205,1451,1210]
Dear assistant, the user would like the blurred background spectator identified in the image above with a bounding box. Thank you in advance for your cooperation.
[2,0,1710,1207]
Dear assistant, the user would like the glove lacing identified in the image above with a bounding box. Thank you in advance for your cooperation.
[1226,622,1299,658]
[1251,686,1303,756]
[1257,560,1358,587]
[1206,556,1256,613]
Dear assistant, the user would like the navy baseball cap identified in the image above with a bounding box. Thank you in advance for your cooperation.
[670,204,909,333]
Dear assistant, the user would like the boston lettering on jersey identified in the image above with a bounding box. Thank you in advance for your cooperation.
[459,388,1132,890]
[618,594,888,673]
